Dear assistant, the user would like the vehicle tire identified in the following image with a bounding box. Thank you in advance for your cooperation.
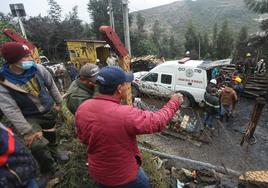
[181,95,191,108]
[179,92,195,108]
[198,101,205,108]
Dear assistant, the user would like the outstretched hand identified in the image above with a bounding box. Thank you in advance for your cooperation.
[171,93,184,104]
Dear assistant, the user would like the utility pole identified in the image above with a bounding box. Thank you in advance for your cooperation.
[198,37,200,59]
[122,0,131,56]
[17,15,27,39]
[108,0,115,31]
[9,3,27,39]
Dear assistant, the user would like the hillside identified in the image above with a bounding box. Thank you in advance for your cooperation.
[131,0,259,37]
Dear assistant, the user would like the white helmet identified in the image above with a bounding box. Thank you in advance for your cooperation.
[210,79,217,85]
[186,51,190,55]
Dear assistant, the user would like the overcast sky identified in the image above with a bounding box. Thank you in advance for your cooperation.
[1,0,179,23]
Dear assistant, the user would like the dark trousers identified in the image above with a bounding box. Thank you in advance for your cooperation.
[99,168,150,188]
[26,110,58,174]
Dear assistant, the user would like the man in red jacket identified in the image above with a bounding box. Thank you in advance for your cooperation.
[75,66,183,188]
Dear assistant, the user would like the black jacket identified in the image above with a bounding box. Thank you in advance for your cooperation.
[204,92,220,114]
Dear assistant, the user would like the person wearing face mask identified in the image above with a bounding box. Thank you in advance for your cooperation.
[75,66,184,188]
[0,42,68,185]
[65,63,99,114]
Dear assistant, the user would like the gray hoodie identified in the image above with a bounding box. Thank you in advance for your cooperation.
[0,64,62,135]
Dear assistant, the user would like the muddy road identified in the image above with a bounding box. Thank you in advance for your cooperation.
[139,97,268,172]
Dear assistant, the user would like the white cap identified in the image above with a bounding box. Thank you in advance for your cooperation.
[210,79,217,85]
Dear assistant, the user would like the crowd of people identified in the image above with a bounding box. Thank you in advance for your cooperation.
[0,41,266,188]
[0,42,183,188]
[203,53,267,130]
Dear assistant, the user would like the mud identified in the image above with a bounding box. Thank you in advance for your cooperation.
[139,97,268,172]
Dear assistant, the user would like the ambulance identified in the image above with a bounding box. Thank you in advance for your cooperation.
[132,58,231,107]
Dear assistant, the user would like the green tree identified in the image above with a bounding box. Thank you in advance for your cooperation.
[160,34,170,57]
[136,13,145,34]
[0,13,19,43]
[130,31,157,56]
[48,0,62,22]
[152,20,162,55]
[235,26,249,58]
[87,0,132,41]
[0,13,20,65]
[216,20,234,59]
[169,35,183,59]
[211,23,218,58]
[244,0,268,59]
[88,0,109,39]
[244,0,268,14]
[201,32,210,58]
[24,4,93,59]
[184,20,199,59]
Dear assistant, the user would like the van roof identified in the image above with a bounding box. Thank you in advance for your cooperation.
[159,60,204,68]
[155,59,231,70]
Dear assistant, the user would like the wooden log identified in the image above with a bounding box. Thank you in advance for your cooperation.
[161,130,187,141]
[244,86,267,91]
[239,171,268,187]
[139,146,241,177]
[243,91,260,97]
[246,82,268,87]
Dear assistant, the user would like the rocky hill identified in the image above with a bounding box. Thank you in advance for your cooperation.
[131,0,259,37]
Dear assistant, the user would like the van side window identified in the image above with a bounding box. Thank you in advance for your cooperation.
[161,74,172,84]
[142,73,158,82]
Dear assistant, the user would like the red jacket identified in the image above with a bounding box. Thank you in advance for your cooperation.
[75,95,180,186]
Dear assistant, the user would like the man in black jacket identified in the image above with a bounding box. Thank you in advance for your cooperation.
[203,88,220,129]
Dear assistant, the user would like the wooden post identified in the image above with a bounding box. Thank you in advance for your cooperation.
[240,97,266,146]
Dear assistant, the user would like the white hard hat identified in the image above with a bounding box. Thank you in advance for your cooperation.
[210,79,217,85]
[186,51,190,55]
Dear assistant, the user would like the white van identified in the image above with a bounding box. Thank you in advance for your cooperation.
[132,58,231,107]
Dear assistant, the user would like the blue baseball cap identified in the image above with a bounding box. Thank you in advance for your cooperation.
[96,66,133,88]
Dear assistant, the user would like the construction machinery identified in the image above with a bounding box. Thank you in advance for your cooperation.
[99,26,132,104]
[66,39,110,69]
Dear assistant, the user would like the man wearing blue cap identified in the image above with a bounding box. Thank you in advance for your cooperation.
[75,66,184,188]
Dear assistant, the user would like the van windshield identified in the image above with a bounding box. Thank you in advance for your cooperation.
[142,73,158,82]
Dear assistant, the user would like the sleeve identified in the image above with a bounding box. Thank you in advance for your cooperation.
[66,94,88,114]
[0,86,33,135]
[124,98,180,135]
[37,64,62,104]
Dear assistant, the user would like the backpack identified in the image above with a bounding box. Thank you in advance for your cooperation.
[0,123,37,188]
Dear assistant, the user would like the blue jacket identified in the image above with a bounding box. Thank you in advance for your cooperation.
[0,123,37,188]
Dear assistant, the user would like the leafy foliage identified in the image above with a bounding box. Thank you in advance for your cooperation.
[244,0,268,14]
[87,0,132,41]
[48,0,62,22]
[215,20,234,59]
[244,0,268,59]
[23,1,94,60]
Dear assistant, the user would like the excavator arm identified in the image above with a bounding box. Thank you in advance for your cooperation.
[99,26,132,105]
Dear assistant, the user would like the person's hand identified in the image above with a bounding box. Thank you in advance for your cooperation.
[171,93,184,104]
[54,103,62,112]
[34,131,43,140]
[23,131,43,146]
